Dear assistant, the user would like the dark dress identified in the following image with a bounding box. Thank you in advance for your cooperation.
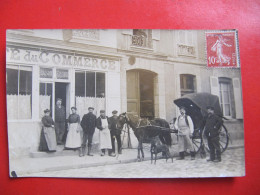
[39,116,57,152]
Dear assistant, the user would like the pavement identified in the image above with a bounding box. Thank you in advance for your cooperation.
[10,139,244,178]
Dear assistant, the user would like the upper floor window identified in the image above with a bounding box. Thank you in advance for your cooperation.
[180,74,196,96]
[177,30,196,57]
[132,29,153,48]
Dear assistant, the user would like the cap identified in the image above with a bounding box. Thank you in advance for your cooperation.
[179,106,186,110]
[88,107,94,110]
[206,106,215,110]
[112,110,118,114]
[56,98,62,102]
[44,109,51,113]
[100,110,105,113]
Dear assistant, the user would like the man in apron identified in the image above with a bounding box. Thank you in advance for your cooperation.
[174,106,196,160]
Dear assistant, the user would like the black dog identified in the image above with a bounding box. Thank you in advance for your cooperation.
[150,137,173,164]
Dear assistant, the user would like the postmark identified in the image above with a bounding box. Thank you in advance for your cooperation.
[206,30,239,68]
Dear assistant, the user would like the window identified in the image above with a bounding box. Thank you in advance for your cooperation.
[132,29,153,48]
[39,83,53,118]
[219,77,234,117]
[75,71,106,117]
[6,66,32,120]
[180,74,196,96]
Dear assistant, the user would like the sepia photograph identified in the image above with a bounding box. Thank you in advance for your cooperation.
[6,29,245,178]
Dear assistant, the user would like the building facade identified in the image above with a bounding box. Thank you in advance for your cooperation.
[6,29,244,158]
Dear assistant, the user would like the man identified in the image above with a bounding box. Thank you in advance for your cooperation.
[174,106,196,160]
[204,106,223,162]
[109,110,122,155]
[55,98,66,145]
[80,107,96,156]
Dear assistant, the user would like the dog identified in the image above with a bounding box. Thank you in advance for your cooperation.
[150,137,173,164]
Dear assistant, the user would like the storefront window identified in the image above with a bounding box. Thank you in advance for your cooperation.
[6,66,32,120]
[39,83,53,118]
[75,71,106,117]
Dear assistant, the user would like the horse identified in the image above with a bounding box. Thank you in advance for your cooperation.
[116,112,172,161]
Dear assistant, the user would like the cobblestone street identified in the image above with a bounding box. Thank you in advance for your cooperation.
[26,148,245,178]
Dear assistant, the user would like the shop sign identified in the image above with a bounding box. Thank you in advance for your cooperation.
[6,47,120,72]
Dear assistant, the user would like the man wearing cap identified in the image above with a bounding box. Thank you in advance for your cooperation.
[55,98,66,145]
[80,107,96,156]
[204,106,223,162]
[174,106,196,160]
[109,110,122,155]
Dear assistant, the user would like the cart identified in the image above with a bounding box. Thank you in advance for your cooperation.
[173,92,230,154]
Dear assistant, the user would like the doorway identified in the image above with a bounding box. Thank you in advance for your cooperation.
[126,69,157,119]
[55,82,70,118]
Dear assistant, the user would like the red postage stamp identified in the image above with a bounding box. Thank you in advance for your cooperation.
[206,30,239,68]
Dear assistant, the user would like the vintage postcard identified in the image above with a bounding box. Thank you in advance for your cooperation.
[6,29,245,178]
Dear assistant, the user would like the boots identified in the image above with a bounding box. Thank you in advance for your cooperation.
[87,146,93,156]
[190,151,195,160]
[176,152,184,160]
[118,148,122,154]
[101,149,105,156]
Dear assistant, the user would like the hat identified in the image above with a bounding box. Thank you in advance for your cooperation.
[44,109,50,113]
[56,98,62,102]
[206,106,215,110]
[71,107,77,110]
[112,110,118,114]
[88,107,94,110]
[100,110,105,113]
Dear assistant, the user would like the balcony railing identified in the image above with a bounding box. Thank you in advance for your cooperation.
[131,35,152,49]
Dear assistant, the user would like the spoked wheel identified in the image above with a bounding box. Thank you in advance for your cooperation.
[202,124,229,153]
[192,129,203,154]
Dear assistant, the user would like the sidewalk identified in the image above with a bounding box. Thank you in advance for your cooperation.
[10,140,244,177]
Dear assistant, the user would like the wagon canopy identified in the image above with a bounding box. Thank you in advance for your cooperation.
[173,93,223,124]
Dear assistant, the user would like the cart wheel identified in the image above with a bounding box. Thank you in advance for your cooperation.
[192,129,202,154]
[202,124,229,153]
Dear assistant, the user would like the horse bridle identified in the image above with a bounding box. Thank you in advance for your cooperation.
[116,112,129,130]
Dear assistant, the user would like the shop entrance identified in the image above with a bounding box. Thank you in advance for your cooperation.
[55,82,70,118]
[126,69,157,119]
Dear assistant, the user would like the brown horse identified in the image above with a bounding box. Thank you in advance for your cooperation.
[116,113,172,161]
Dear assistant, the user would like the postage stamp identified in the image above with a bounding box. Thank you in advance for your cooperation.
[206,30,239,68]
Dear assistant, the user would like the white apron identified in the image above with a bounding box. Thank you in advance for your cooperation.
[99,118,112,149]
[178,117,194,152]
[65,123,82,148]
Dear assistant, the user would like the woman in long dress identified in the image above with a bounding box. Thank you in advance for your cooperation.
[39,109,57,152]
[96,110,115,157]
[65,107,82,155]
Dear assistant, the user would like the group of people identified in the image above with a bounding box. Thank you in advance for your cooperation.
[39,98,122,157]
[39,98,224,163]
[174,105,223,162]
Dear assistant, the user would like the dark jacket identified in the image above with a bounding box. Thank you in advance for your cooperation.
[42,116,55,127]
[109,116,121,136]
[204,114,223,138]
[96,116,109,131]
[81,112,96,133]
[55,105,66,122]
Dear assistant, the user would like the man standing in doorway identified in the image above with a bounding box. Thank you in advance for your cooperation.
[55,98,66,145]
[109,110,122,155]
[205,106,223,162]
[80,107,96,156]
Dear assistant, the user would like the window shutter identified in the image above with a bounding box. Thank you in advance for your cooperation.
[232,78,243,119]
[210,76,220,97]
[106,72,121,115]
[122,29,133,35]
[152,29,160,40]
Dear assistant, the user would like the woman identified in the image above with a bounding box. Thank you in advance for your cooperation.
[96,110,114,156]
[39,109,57,152]
[65,107,82,155]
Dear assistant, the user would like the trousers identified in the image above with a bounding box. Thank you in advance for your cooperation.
[55,122,65,144]
[81,131,94,148]
[111,134,122,153]
[208,136,221,160]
